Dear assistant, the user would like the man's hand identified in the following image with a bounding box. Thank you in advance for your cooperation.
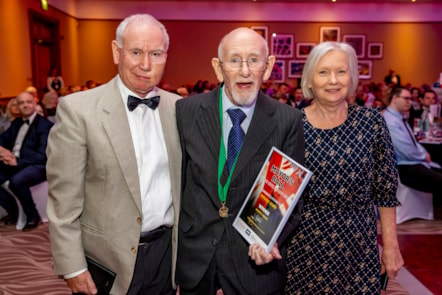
[66,271,97,295]
[424,151,432,163]
[248,243,282,265]
[0,149,17,166]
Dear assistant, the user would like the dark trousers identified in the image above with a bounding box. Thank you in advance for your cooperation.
[398,164,442,200]
[179,234,251,295]
[0,164,46,220]
[127,228,174,295]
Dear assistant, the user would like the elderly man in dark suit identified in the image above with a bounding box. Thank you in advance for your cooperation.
[0,91,53,230]
[176,27,304,295]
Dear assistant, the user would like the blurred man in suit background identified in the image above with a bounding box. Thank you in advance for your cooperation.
[0,91,53,230]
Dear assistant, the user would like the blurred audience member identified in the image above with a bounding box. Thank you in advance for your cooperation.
[0,98,21,134]
[0,91,53,230]
[42,91,59,123]
[384,68,401,87]
[293,86,312,109]
[384,86,442,201]
[176,86,189,98]
[47,67,64,93]
[36,102,47,118]
[408,89,437,130]
[85,80,96,89]
[25,86,39,102]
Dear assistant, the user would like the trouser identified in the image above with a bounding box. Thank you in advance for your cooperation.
[127,227,174,295]
[0,164,46,220]
[398,164,442,202]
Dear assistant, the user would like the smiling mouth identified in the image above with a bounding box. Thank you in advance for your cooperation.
[237,82,253,88]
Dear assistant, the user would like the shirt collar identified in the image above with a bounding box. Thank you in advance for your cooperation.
[117,75,159,105]
[24,111,37,124]
[385,106,404,119]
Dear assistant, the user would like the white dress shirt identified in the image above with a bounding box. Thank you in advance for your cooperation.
[12,112,37,158]
[117,77,174,233]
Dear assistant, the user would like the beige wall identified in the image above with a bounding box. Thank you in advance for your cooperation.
[0,0,80,99]
[1,0,441,99]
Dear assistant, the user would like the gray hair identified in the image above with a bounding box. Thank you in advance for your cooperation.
[217,27,269,59]
[115,14,169,51]
[301,42,359,99]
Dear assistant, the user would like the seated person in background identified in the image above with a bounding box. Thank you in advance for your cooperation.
[36,102,47,118]
[0,92,53,230]
[42,91,59,122]
[410,87,422,110]
[0,98,22,134]
[293,86,312,109]
[384,68,401,87]
[408,89,437,130]
[273,82,292,104]
[383,86,442,200]
[176,86,189,98]
[25,86,39,102]
[47,67,64,94]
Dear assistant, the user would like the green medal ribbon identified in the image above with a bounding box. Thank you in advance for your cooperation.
[217,90,242,217]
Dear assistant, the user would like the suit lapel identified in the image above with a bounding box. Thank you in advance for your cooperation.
[196,90,222,164]
[100,79,142,213]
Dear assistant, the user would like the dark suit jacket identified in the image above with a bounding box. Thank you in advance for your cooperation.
[0,115,53,169]
[176,86,304,294]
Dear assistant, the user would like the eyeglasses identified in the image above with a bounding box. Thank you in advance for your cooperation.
[121,48,167,65]
[398,95,413,101]
[219,57,268,71]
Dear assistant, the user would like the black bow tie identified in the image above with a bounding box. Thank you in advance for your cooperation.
[23,119,30,125]
[127,95,160,111]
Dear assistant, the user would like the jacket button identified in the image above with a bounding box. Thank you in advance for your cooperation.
[137,217,142,224]
[131,247,137,253]
[212,239,218,246]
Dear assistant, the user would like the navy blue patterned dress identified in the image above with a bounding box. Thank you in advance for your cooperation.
[285,105,400,294]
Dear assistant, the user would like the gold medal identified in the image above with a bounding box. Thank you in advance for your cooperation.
[219,202,229,218]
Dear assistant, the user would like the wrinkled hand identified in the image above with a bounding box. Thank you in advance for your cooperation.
[66,271,97,295]
[248,243,282,265]
[381,246,404,279]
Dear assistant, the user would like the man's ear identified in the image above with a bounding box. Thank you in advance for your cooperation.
[111,40,120,65]
[211,58,224,83]
[263,55,276,81]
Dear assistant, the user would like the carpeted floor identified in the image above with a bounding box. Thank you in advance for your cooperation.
[1,215,441,295]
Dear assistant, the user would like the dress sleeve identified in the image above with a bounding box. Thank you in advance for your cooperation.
[371,108,400,207]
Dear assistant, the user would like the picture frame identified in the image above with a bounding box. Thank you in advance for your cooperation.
[319,26,340,43]
[251,26,268,42]
[295,42,316,59]
[271,34,294,58]
[358,60,373,79]
[343,34,366,58]
[367,42,383,59]
[288,60,306,78]
[270,60,285,82]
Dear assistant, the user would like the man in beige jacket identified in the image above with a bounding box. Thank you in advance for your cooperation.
[46,14,181,294]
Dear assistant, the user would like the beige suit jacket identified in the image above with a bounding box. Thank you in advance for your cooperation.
[46,76,181,294]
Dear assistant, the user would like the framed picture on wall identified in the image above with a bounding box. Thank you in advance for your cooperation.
[295,42,316,59]
[343,34,366,58]
[358,60,372,79]
[251,26,268,42]
[367,42,383,59]
[270,60,285,82]
[288,60,306,78]
[272,34,294,58]
[319,26,340,43]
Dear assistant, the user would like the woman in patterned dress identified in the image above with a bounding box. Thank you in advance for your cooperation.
[285,42,404,294]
